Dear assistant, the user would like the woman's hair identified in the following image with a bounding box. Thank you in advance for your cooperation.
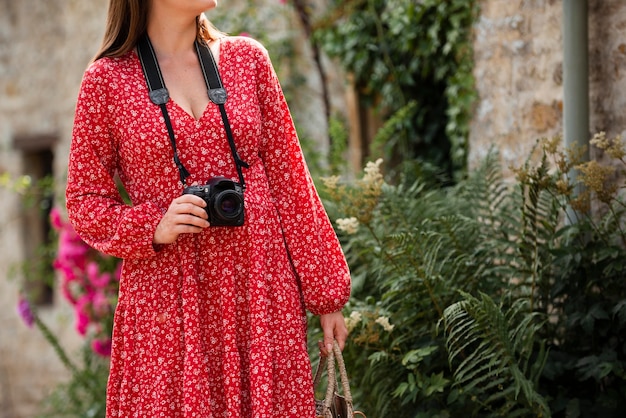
[93,0,223,61]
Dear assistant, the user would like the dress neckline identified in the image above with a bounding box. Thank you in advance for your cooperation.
[133,37,228,122]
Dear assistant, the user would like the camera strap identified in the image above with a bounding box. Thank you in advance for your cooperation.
[137,34,248,188]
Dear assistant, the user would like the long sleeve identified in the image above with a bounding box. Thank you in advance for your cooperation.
[65,62,163,260]
[254,43,351,315]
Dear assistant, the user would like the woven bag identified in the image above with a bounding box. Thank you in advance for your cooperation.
[313,341,366,418]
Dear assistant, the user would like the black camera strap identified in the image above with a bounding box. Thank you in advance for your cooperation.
[194,40,249,188]
[137,34,248,188]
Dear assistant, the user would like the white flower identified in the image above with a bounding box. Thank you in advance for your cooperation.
[320,175,341,190]
[349,311,362,322]
[362,158,384,185]
[375,316,394,332]
[345,311,363,332]
[336,217,359,235]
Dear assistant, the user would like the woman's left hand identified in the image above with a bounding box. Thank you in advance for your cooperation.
[319,310,348,356]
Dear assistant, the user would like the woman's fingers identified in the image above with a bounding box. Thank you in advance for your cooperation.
[319,311,349,357]
[153,195,210,244]
[174,195,209,218]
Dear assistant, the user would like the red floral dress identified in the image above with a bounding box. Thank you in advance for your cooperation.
[66,36,351,418]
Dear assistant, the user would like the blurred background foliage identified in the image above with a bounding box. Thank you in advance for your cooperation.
[312,0,478,182]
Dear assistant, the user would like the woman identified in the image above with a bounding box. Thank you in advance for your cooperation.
[65,0,351,416]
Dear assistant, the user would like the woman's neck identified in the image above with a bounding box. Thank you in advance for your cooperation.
[146,9,197,58]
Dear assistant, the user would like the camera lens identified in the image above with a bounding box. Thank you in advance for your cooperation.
[220,198,236,214]
[212,190,244,221]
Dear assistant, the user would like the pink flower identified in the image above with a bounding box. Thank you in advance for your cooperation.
[49,207,64,230]
[86,261,112,289]
[53,259,76,282]
[74,295,92,336]
[59,272,80,305]
[92,338,112,357]
[114,263,122,281]
[56,229,88,267]
[91,290,111,318]
[48,208,121,357]
[75,312,90,336]
[17,297,35,328]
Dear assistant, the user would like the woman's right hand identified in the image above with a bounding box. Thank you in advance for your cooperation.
[153,195,210,244]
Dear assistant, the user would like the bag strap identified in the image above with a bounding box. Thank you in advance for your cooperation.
[136,35,248,187]
[328,341,354,406]
[314,341,355,417]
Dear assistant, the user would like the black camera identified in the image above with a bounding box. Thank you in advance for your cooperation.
[183,177,245,226]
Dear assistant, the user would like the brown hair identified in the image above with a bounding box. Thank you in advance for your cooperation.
[93,0,223,61]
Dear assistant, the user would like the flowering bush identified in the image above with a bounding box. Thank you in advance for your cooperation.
[322,158,385,234]
[48,207,121,357]
[319,135,626,417]
[15,207,120,357]
[1,174,115,415]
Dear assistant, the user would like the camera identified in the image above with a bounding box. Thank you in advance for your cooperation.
[183,176,245,226]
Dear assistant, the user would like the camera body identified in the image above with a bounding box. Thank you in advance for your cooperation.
[183,176,245,226]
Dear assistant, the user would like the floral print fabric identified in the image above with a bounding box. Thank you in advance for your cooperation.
[66,36,351,417]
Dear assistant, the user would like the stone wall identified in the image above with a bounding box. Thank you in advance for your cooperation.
[469,0,626,172]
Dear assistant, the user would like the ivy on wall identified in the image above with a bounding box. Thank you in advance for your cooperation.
[311,0,479,180]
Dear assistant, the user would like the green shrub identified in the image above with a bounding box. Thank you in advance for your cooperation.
[319,136,626,417]
[315,0,479,179]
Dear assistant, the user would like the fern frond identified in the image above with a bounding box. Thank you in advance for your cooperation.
[514,151,562,308]
[455,148,513,224]
[370,100,419,161]
[442,291,551,417]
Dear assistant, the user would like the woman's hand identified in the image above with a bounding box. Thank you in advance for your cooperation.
[153,195,210,244]
[319,310,348,356]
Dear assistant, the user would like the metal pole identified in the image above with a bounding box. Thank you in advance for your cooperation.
[563,0,590,221]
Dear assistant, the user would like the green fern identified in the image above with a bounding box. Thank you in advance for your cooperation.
[456,148,511,223]
[370,100,419,164]
[442,291,550,417]
[382,227,469,319]
[452,149,524,283]
[515,151,562,310]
